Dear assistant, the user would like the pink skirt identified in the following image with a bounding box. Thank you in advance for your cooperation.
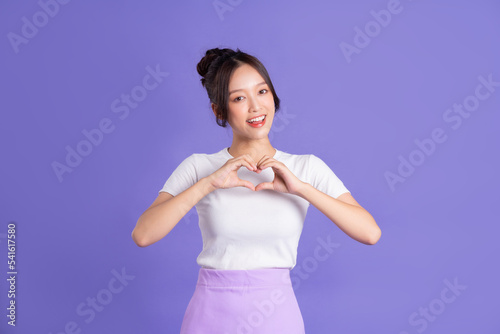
[180,267,305,333]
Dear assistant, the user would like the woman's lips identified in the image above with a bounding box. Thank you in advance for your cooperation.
[247,115,266,128]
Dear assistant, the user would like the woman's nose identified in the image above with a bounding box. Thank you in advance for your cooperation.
[247,95,261,111]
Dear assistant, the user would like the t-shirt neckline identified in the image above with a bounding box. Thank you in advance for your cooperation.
[224,147,281,160]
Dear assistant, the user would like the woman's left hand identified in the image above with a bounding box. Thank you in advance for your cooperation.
[254,155,306,196]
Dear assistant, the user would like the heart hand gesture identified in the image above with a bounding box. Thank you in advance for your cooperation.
[254,155,306,196]
[207,154,258,191]
[207,153,306,196]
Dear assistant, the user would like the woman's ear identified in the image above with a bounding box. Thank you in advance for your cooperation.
[211,103,219,119]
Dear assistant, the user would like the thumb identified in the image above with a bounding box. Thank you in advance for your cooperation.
[255,182,273,191]
[239,180,256,191]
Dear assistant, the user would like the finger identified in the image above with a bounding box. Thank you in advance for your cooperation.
[258,159,279,171]
[257,157,273,170]
[256,154,271,166]
[243,154,258,170]
[255,181,273,191]
[240,180,256,191]
[234,158,256,172]
[228,154,256,170]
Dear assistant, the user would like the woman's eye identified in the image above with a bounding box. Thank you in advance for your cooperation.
[232,89,268,102]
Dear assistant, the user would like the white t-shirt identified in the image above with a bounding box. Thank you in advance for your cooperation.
[158,147,350,270]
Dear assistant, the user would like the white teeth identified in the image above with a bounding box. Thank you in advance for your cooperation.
[247,115,265,123]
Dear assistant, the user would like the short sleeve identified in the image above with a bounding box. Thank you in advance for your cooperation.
[158,154,198,196]
[307,154,350,199]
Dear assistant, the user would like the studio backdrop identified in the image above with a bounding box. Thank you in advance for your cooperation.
[1,0,499,333]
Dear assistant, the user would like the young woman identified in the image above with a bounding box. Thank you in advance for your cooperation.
[132,47,381,333]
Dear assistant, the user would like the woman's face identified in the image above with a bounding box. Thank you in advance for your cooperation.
[224,63,275,139]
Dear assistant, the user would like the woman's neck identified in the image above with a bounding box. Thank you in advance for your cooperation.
[227,141,276,162]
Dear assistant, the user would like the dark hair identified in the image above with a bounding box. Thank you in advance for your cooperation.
[196,47,281,128]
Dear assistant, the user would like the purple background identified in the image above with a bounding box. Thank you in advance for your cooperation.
[1,0,499,333]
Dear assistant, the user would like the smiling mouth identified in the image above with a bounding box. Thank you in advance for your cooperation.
[246,115,266,123]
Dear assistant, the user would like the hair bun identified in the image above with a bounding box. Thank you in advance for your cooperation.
[196,48,239,83]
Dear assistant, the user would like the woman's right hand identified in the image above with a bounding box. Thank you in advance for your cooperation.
[206,154,258,191]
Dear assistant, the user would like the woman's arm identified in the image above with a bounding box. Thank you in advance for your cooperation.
[131,177,215,247]
[296,184,381,245]
[132,153,260,247]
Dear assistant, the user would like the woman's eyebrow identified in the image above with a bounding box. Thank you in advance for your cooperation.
[229,81,267,94]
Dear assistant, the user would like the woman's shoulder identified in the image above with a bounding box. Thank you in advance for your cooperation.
[275,149,313,173]
[276,148,313,162]
[178,148,231,166]
[278,149,344,174]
